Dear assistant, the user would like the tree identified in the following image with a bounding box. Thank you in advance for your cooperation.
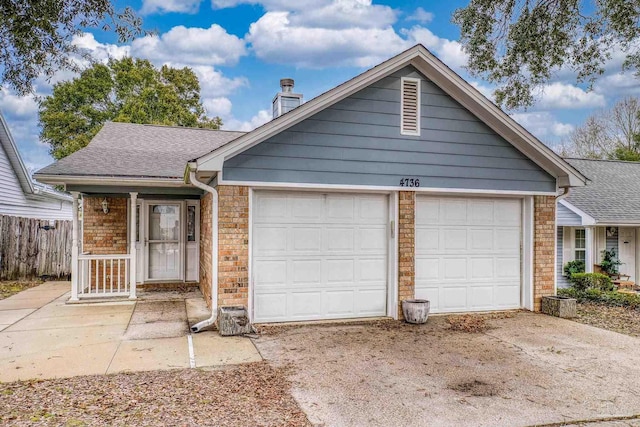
[39,57,223,160]
[1,0,143,95]
[557,97,640,160]
[453,0,640,109]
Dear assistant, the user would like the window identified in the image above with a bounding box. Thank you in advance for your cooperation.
[187,205,196,242]
[575,228,586,262]
[401,77,420,136]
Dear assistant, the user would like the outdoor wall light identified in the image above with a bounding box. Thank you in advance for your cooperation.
[101,198,110,214]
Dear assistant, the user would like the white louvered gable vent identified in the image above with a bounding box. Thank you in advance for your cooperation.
[401,77,420,136]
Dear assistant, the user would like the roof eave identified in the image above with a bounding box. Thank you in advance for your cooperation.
[34,173,194,188]
[0,111,35,194]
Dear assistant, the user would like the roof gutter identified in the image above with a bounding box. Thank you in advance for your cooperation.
[187,165,219,333]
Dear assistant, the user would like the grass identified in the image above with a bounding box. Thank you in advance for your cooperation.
[0,281,43,300]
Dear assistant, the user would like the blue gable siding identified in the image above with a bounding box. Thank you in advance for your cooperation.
[223,66,556,192]
[557,203,582,226]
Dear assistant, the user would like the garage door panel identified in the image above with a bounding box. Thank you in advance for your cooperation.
[443,229,467,250]
[470,258,494,279]
[327,228,355,251]
[292,260,322,284]
[253,191,388,323]
[442,200,467,223]
[326,259,355,283]
[443,258,467,280]
[416,196,521,314]
[254,226,287,253]
[254,260,287,285]
[290,292,323,318]
[255,196,287,221]
[415,257,439,281]
[357,289,387,315]
[254,293,287,319]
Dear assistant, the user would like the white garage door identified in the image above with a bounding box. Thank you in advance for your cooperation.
[415,196,522,313]
[252,191,389,323]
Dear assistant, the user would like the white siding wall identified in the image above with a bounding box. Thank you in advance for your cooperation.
[0,144,72,220]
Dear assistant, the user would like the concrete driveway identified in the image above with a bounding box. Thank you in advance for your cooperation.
[0,282,261,382]
[253,312,640,427]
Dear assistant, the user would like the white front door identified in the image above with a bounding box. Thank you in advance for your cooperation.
[415,196,522,313]
[145,202,183,281]
[252,191,389,323]
[618,228,636,282]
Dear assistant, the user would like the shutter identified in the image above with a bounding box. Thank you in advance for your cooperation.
[401,77,420,135]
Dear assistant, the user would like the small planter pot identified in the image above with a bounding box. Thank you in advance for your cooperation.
[541,295,576,319]
[402,299,430,324]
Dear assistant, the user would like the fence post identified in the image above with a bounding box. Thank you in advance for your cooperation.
[70,192,80,301]
[129,192,138,299]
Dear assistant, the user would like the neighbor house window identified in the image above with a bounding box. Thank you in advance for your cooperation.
[575,228,586,262]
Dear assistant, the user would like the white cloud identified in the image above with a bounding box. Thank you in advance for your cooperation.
[536,82,606,109]
[72,33,131,62]
[223,109,271,131]
[470,81,495,102]
[188,65,248,98]
[0,88,38,119]
[406,7,433,23]
[203,97,233,117]
[131,25,246,66]
[511,111,575,139]
[247,11,409,68]
[141,0,202,14]
[288,0,396,30]
[593,72,640,97]
[404,26,468,69]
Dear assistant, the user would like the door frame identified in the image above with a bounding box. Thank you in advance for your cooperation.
[143,200,186,282]
[248,187,398,322]
[618,227,636,282]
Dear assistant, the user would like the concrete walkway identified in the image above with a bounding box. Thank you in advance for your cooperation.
[0,282,261,382]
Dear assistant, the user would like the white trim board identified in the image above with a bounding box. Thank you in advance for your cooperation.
[217,178,557,196]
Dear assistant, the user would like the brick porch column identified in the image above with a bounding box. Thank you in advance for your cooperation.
[398,191,416,319]
[533,195,556,311]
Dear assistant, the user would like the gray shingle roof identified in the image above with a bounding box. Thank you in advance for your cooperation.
[36,122,245,179]
[565,158,640,224]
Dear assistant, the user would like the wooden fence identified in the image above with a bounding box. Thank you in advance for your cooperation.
[0,215,72,280]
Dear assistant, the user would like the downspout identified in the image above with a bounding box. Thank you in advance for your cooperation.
[556,186,570,201]
[188,168,219,333]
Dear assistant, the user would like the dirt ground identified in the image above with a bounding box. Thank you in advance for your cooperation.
[0,281,42,300]
[572,302,640,338]
[252,312,640,427]
[0,362,310,427]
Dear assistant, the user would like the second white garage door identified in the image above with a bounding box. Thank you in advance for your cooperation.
[252,191,389,323]
[415,196,522,313]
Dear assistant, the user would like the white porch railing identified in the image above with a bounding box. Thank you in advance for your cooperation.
[76,254,133,299]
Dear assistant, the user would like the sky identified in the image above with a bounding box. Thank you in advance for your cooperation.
[2,0,639,173]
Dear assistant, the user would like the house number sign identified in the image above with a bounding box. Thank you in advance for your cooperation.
[399,178,420,187]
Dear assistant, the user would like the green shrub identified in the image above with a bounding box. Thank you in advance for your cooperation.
[600,248,622,275]
[568,272,614,291]
[558,288,640,310]
[563,260,585,277]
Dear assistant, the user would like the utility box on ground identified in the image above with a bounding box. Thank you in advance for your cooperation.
[217,306,253,336]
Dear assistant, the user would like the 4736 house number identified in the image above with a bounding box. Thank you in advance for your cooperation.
[399,178,420,187]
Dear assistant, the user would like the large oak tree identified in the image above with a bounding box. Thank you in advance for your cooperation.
[1,0,144,95]
[453,0,640,109]
[39,57,222,160]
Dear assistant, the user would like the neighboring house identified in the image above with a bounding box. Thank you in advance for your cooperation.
[35,45,586,323]
[557,158,640,288]
[0,112,72,220]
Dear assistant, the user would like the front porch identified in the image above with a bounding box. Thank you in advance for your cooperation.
[69,190,203,301]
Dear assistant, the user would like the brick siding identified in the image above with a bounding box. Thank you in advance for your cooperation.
[82,196,128,255]
[533,195,556,311]
[398,191,416,319]
[217,186,249,308]
[199,192,213,306]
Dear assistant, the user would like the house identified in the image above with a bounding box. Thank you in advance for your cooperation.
[557,158,640,288]
[0,112,72,220]
[35,45,586,325]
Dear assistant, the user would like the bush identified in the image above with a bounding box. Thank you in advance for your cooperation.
[568,272,614,291]
[563,260,585,277]
[600,248,622,276]
[558,288,640,310]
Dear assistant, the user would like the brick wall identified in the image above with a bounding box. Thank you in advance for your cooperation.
[217,185,249,308]
[199,191,213,306]
[398,191,416,318]
[82,196,128,255]
[533,195,556,311]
